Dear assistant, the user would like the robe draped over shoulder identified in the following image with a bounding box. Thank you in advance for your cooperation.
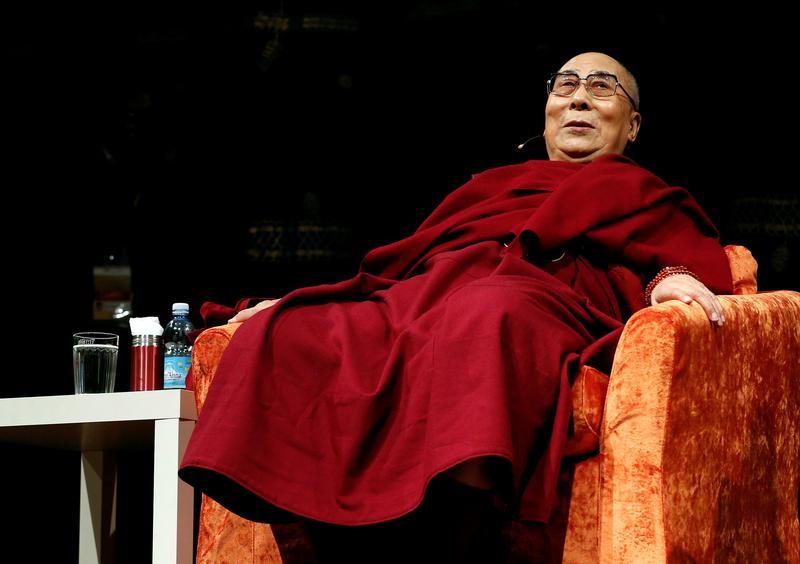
[179,154,732,524]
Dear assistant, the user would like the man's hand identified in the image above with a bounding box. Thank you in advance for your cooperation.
[650,274,725,326]
[228,299,280,323]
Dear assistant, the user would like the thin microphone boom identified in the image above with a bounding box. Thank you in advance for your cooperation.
[517,134,543,150]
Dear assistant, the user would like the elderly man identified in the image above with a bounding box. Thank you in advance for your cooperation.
[180,52,731,562]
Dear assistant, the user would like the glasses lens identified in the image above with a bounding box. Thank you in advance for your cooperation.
[548,73,621,98]
[586,73,617,97]
[550,73,579,95]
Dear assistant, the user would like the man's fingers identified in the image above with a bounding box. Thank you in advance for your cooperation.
[228,299,280,324]
[228,310,249,323]
[652,275,724,326]
[692,292,725,326]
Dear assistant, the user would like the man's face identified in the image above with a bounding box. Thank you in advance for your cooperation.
[544,52,641,162]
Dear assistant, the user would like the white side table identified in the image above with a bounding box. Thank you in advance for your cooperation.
[0,390,197,564]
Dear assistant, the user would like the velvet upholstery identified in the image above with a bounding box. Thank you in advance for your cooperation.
[561,290,800,563]
[186,246,800,563]
[724,244,758,296]
[563,366,609,458]
[189,323,280,563]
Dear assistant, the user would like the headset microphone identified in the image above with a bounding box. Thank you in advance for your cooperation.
[517,134,544,150]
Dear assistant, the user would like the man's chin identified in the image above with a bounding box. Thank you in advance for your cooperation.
[554,147,596,163]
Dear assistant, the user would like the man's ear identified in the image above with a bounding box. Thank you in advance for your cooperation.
[628,112,642,143]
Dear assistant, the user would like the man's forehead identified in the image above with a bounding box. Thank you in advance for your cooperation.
[558,67,617,75]
[560,54,621,73]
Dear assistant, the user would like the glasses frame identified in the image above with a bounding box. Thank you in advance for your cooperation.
[546,72,638,111]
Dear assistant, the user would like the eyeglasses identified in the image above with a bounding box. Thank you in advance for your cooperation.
[546,72,638,111]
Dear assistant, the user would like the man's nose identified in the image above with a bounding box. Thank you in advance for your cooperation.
[569,81,592,109]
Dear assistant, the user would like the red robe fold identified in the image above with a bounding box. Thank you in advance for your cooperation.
[179,154,732,525]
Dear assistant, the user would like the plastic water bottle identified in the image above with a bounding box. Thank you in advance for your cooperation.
[163,302,194,389]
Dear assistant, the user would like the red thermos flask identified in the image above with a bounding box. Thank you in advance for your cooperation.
[131,334,164,391]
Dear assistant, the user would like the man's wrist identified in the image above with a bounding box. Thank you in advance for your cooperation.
[644,266,699,305]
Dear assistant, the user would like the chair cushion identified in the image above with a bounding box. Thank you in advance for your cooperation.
[564,365,609,457]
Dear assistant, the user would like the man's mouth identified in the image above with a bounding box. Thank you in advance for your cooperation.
[564,120,595,129]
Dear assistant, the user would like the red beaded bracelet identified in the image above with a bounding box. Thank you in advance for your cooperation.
[644,266,700,305]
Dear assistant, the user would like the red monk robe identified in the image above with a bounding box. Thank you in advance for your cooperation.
[179,154,732,525]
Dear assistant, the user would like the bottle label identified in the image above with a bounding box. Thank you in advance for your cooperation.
[164,356,191,389]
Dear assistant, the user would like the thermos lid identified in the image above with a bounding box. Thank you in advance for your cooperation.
[132,334,163,346]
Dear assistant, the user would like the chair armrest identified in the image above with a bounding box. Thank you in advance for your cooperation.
[191,323,242,413]
[599,291,800,562]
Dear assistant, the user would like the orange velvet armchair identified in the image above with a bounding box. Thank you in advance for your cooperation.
[186,246,800,563]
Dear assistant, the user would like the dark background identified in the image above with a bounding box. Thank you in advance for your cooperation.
[4,3,798,395]
[2,3,798,560]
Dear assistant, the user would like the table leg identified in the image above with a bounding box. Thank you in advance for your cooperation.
[153,418,194,564]
[79,450,118,564]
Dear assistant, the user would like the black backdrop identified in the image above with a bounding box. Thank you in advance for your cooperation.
[5,3,797,397]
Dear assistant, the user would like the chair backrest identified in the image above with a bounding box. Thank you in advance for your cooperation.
[724,244,758,294]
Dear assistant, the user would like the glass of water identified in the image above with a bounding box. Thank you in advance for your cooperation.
[72,332,119,393]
